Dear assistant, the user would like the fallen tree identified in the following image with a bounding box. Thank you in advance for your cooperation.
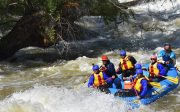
[0,0,138,60]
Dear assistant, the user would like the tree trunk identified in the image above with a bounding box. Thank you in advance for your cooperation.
[0,11,52,60]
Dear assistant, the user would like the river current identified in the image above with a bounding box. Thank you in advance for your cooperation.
[0,0,180,112]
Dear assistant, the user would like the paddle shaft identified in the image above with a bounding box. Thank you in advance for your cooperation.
[176,67,180,73]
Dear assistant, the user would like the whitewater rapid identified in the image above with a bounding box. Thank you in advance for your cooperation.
[0,85,127,112]
[0,0,180,112]
[0,48,180,112]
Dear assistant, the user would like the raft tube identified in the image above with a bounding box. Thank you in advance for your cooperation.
[108,67,179,108]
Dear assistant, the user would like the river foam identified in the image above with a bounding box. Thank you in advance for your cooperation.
[0,85,150,112]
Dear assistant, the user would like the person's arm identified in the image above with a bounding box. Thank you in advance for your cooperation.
[103,72,112,83]
[170,51,176,66]
[139,79,148,98]
[106,63,116,75]
[157,50,165,64]
[116,62,122,74]
[157,63,166,76]
[128,56,137,65]
[88,74,94,87]
[170,51,176,59]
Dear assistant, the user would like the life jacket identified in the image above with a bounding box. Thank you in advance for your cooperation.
[120,56,134,71]
[149,62,159,77]
[93,72,106,87]
[134,77,146,92]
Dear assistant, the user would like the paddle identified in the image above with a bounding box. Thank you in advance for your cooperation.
[144,75,162,88]
[83,64,95,83]
[84,75,91,83]
[149,82,161,88]
[176,67,180,73]
[160,75,179,84]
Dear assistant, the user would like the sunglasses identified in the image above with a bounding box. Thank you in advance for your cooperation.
[151,58,156,60]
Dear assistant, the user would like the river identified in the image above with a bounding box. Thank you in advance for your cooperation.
[0,0,180,112]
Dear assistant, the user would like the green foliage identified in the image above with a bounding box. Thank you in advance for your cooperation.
[46,26,56,42]
[0,0,134,41]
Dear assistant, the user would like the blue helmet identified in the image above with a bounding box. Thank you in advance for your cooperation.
[92,65,99,71]
[135,64,142,69]
[119,50,126,56]
[136,69,143,74]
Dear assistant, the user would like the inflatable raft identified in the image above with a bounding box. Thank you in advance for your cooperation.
[108,67,179,108]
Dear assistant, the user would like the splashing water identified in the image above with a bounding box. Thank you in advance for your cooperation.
[0,0,180,112]
[0,85,150,112]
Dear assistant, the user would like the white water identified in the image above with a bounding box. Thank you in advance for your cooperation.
[0,85,140,112]
[0,48,179,112]
[0,0,180,112]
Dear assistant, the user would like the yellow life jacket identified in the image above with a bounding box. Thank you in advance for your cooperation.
[149,62,159,77]
[120,56,134,71]
[134,77,145,92]
[93,72,106,87]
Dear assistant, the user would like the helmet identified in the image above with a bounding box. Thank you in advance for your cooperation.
[119,50,126,56]
[135,64,142,69]
[150,55,157,60]
[164,43,171,47]
[101,55,109,61]
[136,69,143,74]
[92,65,99,71]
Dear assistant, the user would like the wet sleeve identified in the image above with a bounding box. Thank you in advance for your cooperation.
[103,72,112,83]
[157,64,166,76]
[157,50,165,63]
[158,50,164,58]
[88,74,94,87]
[140,79,148,97]
[170,51,176,59]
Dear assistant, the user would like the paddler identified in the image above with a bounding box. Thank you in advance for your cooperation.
[148,55,166,82]
[158,43,176,68]
[88,65,114,89]
[133,69,148,99]
[100,55,117,78]
[115,69,148,99]
[116,50,137,80]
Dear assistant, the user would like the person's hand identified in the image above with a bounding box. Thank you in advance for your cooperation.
[165,61,170,64]
[137,96,141,100]
[100,66,107,72]
[116,68,120,73]
[150,72,155,76]
[129,75,133,79]
[112,75,116,79]
[123,77,127,80]
[142,68,147,71]
[149,77,153,81]
[92,85,97,89]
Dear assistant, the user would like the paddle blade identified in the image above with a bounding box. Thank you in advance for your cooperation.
[166,76,179,84]
[149,82,161,88]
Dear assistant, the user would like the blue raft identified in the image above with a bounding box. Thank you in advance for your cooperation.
[108,68,179,108]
